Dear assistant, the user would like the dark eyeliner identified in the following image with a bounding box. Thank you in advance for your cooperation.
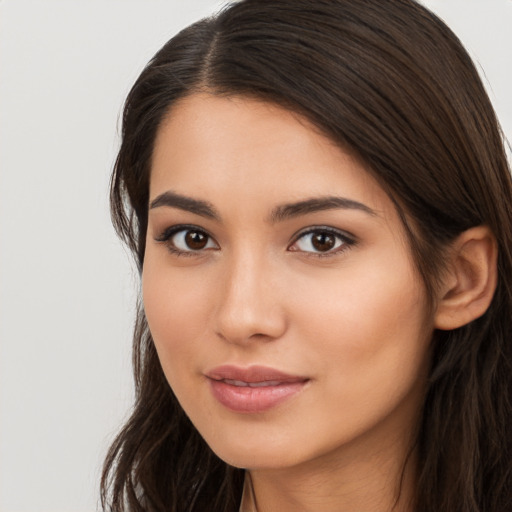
[154,224,205,242]
[289,225,357,256]
[154,224,214,257]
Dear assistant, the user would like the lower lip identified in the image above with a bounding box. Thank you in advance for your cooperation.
[208,379,307,413]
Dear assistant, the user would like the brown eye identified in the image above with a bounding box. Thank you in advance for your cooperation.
[311,232,336,252]
[289,228,353,255]
[185,230,209,250]
[164,228,218,253]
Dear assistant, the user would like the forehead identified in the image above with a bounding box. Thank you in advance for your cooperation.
[150,93,390,217]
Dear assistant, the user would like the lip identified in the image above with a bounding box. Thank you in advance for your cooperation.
[206,365,309,414]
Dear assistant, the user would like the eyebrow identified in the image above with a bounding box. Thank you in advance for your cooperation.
[149,191,220,220]
[269,196,377,222]
[149,191,376,222]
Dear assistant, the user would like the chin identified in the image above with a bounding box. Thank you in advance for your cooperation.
[201,429,308,470]
[215,449,299,471]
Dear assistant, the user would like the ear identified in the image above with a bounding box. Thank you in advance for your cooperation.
[434,226,497,330]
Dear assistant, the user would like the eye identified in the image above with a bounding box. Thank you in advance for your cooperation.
[155,226,218,255]
[289,227,354,255]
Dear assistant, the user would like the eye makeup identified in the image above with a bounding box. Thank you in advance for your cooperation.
[154,222,357,259]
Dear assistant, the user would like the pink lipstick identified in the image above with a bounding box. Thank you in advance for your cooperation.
[206,365,308,413]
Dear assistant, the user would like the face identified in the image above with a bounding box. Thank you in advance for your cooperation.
[143,93,434,471]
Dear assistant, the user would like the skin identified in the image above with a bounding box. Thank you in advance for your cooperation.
[143,93,436,512]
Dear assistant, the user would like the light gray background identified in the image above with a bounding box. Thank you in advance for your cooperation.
[1,1,511,511]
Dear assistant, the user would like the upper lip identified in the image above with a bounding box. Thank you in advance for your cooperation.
[206,365,308,384]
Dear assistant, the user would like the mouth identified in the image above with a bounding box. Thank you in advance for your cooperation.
[206,365,309,413]
[220,379,288,387]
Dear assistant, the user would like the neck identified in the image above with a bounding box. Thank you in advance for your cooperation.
[244,425,418,512]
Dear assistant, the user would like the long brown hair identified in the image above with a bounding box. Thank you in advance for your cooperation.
[101,1,512,510]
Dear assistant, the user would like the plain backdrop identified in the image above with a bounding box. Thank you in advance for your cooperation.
[0,1,510,511]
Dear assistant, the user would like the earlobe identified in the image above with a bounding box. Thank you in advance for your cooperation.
[434,226,497,330]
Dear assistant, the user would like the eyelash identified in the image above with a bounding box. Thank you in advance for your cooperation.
[289,226,356,258]
[154,224,356,258]
[155,224,218,257]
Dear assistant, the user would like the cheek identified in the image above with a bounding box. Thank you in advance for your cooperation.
[290,255,431,389]
[290,266,431,448]
[141,256,213,376]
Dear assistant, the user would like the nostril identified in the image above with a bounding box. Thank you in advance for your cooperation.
[214,308,287,345]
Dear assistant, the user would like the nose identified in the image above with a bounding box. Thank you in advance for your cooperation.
[214,251,287,345]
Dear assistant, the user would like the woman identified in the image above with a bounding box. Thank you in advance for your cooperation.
[101,0,512,510]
